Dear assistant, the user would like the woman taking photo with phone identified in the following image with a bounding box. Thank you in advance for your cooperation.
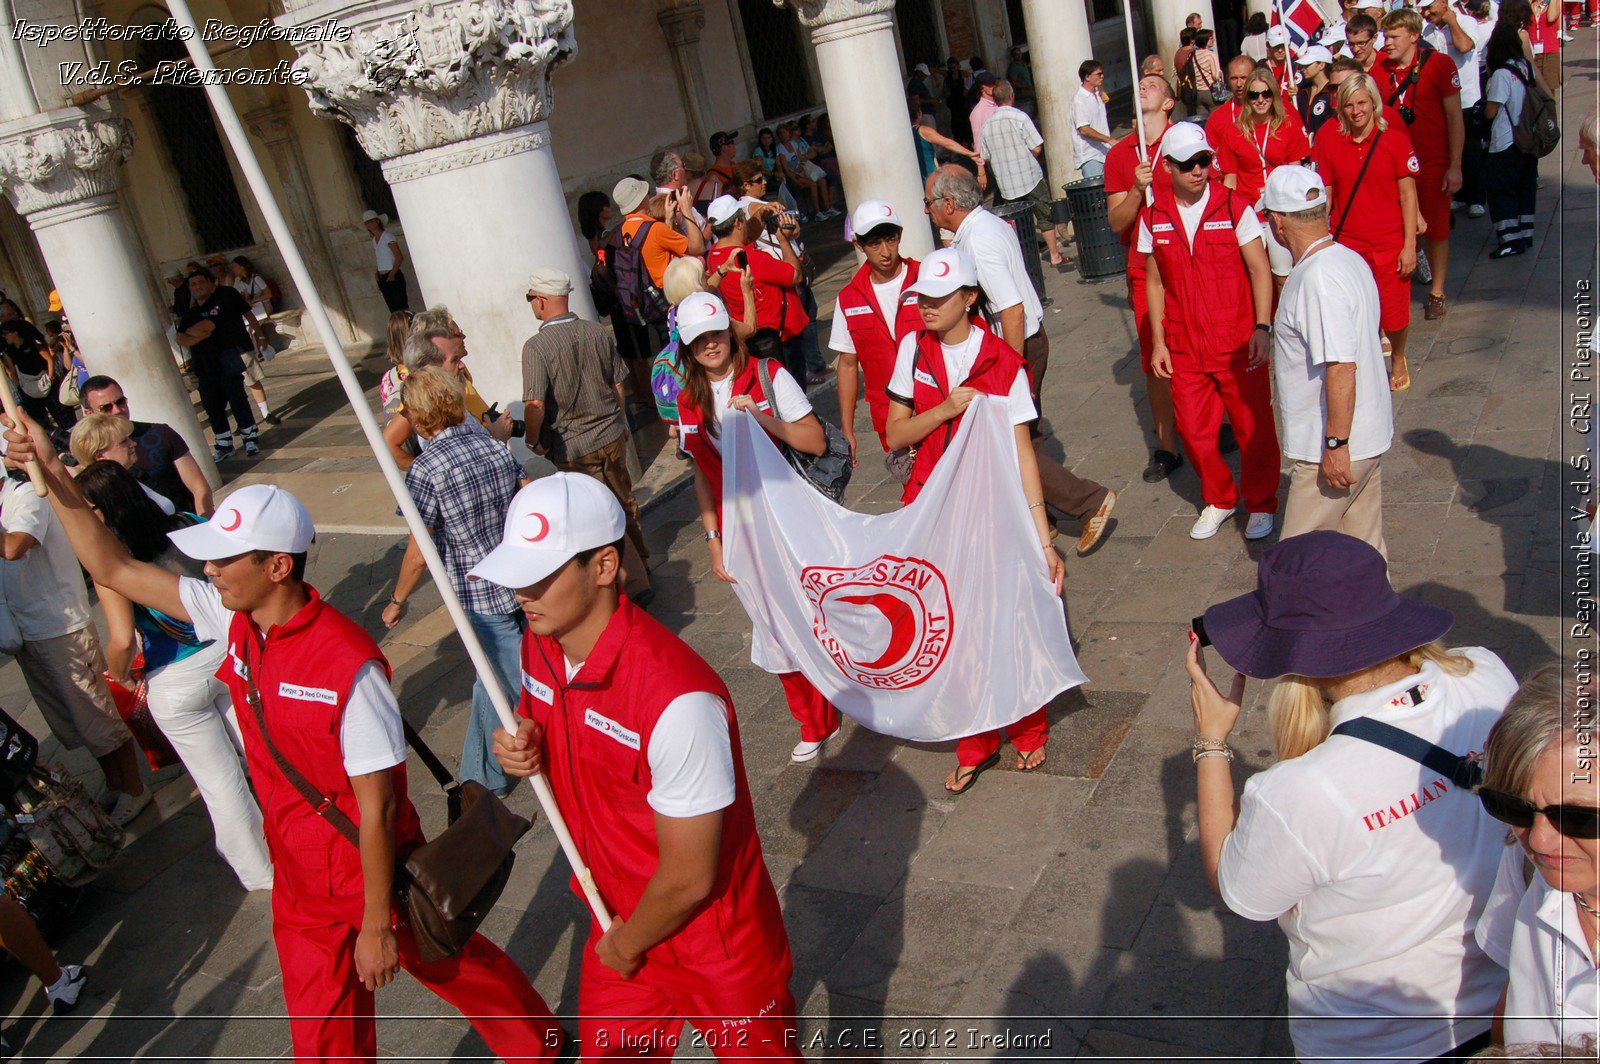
[1188,530,1515,1062]
[884,247,1064,795]
[675,290,840,764]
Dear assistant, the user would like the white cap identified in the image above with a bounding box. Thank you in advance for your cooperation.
[169,484,315,561]
[1161,122,1214,162]
[612,176,650,215]
[360,210,381,224]
[907,247,977,298]
[850,200,903,239]
[676,291,731,346]
[1261,164,1328,212]
[469,474,627,590]
[1265,24,1289,45]
[706,194,744,227]
[1296,44,1335,64]
[913,62,931,75]
[526,266,572,297]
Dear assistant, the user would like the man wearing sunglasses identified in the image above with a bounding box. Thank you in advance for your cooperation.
[80,375,213,517]
[1138,124,1281,543]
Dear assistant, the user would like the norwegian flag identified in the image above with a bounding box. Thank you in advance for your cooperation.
[1273,0,1327,55]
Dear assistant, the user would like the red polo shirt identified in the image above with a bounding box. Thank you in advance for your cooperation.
[1376,48,1460,169]
[1310,118,1421,255]
[707,243,808,341]
[1105,126,1175,258]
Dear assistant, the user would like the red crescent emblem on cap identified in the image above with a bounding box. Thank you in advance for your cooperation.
[882,205,894,217]
[219,508,242,532]
[521,512,550,542]
[704,302,718,317]
[932,261,951,278]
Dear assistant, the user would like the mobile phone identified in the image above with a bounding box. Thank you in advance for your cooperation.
[736,250,748,269]
[1191,615,1211,647]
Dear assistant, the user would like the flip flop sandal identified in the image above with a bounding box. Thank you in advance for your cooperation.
[946,752,1001,796]
[1390,367,1411,392]
[1016,746,1047,772]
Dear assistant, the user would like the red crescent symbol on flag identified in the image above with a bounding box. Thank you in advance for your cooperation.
[219,508,242,532]
[521,513,550,542]
[837,593,918,670]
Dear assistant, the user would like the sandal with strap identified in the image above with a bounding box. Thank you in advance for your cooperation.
[946,753,1000,796]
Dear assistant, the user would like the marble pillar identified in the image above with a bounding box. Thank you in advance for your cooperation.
[784,0,934,258]
[0,107,218,485]
[1019,0,1097,191]
[1152,0,1219,70]
[281,0,592,404]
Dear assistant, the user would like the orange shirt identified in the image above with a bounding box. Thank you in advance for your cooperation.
[621,213,691,288]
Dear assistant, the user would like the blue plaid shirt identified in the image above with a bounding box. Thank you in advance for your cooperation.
[405,421,521,616]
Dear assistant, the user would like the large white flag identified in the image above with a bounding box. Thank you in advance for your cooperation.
[721,398,1087,742]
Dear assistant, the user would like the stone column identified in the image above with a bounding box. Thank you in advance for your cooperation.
[1151,0,1218,69]
[783,0,933,258]
[1019,0,1097,193]
[281,0,592,404]
[658,0,713,158]
[0,107,218,486]
[241,100,360,343]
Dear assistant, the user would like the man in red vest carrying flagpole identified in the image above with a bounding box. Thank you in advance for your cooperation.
[828,199,922,473]
[0,415,562,1064]
[481,473,802,1061]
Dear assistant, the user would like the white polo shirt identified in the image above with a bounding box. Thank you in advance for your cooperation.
[951,207,1043,340]
[1071,85,1110,170]
[1272,241,1393,463]
[0,477,92,640]
[372,228,399,272]
[1218,647,1517,1062]
[1476,842,1600,1047]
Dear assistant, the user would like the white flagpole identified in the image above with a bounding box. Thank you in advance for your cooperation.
[163,0,613,931]
[1120,0,1153,205]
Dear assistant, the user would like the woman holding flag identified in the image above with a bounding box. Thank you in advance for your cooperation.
[676,291,843,765]
[884,247,1065,795]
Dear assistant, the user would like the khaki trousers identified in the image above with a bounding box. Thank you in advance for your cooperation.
[1280,456,1387,560]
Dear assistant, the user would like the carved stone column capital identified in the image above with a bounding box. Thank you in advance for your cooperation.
[0,107,133,220]
[243,101,296,145]
[657,2,706,47]
[279,0,576,169]
[776,0,896,42]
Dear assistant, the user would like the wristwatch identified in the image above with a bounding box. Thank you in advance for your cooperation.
[1253,323,1272,334]
[1324,435,1348,450]
[705,529,721,541]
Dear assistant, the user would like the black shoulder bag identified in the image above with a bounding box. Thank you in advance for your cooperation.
[1329,685,1484,791]
[1332,128,1384,243]
[754,358,853,502]
[244,680,532,963]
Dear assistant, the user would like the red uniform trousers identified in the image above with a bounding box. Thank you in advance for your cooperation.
[779,671,839,743]
[1170,359,1280,514]
[273,896,562,1064]
[1357,246,1412,333]
[956,706,1049,767]
[579,944,801,1060]
[1127,258,1155,374]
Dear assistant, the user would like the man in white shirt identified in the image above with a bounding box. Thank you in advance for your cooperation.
[1260,166,1394,557]
[1073,61,1115,179]
[361,210,408,313]
[925,165,1119,555]
[981,80,1068,267]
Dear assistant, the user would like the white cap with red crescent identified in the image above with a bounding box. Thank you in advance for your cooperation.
[907,247,978,298]
[850,199,903,240]
[676,291,732,346]
[168,484,316,561]
[470,473,627,589]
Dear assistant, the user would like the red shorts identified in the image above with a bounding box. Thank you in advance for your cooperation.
[1359,248,1412,333]
[1128,260,1154,375]
[1415,165,1453,240]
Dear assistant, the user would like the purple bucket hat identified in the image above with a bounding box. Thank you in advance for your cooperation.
[1202,531,1454,680]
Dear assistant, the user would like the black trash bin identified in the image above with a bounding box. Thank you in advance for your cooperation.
[1062,175,1126,281]
[990,198,1046,304]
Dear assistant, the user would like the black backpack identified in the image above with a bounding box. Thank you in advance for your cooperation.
[611,220,670,327]
[1176,54,1199,110]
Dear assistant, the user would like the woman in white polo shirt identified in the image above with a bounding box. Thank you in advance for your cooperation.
[1474,664,1600,1051]
[1187,530,1515,1063]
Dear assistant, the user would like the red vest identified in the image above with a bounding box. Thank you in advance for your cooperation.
[836,259,922,447]
[901,322,1026,505]
[518,598,790,990]
[1145,183,1256,371]
[676,357,783,515]
[219,588,425,923]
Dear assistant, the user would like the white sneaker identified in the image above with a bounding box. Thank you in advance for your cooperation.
[109,789,152,827]
[1244,512,1275,540]
[1467,203,1486,219]
[1189,505,1237,540]
[791,730,837,763]
[46,965,86,1013]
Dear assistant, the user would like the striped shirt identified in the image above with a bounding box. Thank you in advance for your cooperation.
[405,422,521,615]
[520,315,627,462]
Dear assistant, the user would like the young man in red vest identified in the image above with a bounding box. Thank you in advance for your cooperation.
[1,418,562,1063]
[827,199,922,470]
[1138,124,1282,543]
[479,473,800,1060]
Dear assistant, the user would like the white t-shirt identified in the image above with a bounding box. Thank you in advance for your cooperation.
[886,330,1037,425]
[1135,191,1266,251]
[1072,85,1111,169]
[1219,648,1517,1062]
[1272,241,1394,462]
[178,578,407,776]
[372,229,400,272]
[1476,842,1600,1047]
[563,658,735,819]
[828,267,908,355]
[951,207,1044,339]
[1486,62,1531,154]
[709,363,811,427]
[0,477,92,640]
[1424,16,1493,108]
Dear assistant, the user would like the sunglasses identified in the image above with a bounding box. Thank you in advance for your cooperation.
[1173,153,1214,172]
[94,396,129,415]
[1247,89,1274,100]
[1479,788,1600,839]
